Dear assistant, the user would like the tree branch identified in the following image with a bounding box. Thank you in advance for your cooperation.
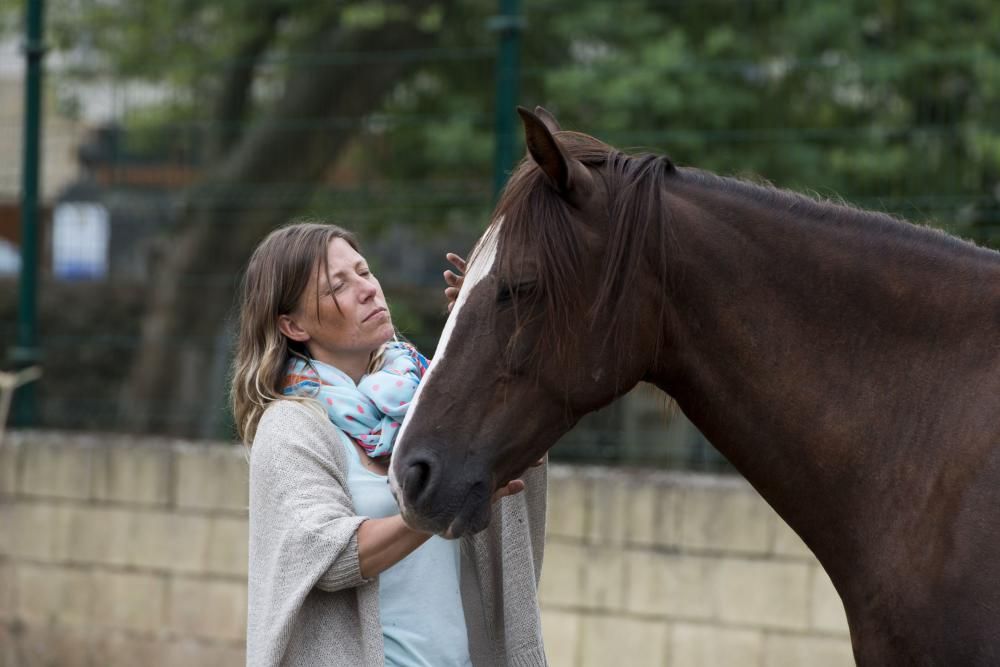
[123,2,446,435]
[207,2,291,161]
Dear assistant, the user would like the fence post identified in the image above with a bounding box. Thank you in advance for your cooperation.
[11,0,47,426]
[489,0,523,201]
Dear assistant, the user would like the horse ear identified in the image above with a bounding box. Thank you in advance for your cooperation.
[517,106,592,204]
[534,106,562,133]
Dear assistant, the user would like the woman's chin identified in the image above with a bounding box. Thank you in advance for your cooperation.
[376,320,395,342]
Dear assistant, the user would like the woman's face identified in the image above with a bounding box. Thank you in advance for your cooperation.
[284,238,394,369]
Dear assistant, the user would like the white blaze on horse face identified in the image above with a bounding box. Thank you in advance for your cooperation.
[388,218,503,506]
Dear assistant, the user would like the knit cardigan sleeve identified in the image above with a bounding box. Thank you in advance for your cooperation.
[246,399,373,664]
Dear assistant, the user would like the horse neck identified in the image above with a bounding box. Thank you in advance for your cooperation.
[646,174,1000,571]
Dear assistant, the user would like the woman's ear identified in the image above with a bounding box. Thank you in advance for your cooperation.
[277,314,311,343]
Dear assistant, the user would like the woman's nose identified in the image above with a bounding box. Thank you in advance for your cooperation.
[359,279,377,302]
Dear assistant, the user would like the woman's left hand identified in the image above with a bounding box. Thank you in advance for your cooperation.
[443,253,466,312]
[491,479,525,503]
[490,455,547,503]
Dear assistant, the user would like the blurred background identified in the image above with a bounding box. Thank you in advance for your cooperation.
[1,0,999,466]
[1,2,999,665]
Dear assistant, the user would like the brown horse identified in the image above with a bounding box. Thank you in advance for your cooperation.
[388,107,1000,665]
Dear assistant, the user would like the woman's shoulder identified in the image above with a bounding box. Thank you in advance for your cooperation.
[264,396,371,442]
[253,399,350,465]
[259,397,328,431]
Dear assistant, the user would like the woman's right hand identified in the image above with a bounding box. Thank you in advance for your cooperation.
[443,253,466,313]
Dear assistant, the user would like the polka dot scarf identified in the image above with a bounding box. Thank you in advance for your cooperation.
[282,341,429,459]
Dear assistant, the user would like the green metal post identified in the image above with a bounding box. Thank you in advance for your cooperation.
[489,0,523,201]
[12,0,46,426]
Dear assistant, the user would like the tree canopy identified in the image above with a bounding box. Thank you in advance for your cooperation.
[8,0,1000,437]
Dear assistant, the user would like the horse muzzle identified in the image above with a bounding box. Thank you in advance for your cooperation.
[388,451,493,538]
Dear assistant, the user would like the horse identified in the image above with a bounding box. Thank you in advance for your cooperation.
[388,106,1000,665]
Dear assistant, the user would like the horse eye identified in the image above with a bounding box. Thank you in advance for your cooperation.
[496,281,535,305]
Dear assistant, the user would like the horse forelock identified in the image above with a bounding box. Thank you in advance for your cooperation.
[491,139,677,378]
[492,160,588,372]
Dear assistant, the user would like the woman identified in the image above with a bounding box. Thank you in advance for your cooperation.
[232,221,547,667]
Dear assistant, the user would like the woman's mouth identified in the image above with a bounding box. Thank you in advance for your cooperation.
[363,307,388,323]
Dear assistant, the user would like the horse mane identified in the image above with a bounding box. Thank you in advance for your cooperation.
[482,130,993,384]
[487,131,676,380]
[677,166,992,256]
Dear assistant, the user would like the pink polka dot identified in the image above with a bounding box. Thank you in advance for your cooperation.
[391,422,399,429]
[326,398,333,406]
[357,405,364,414]
[395,380,404,388]
[372,384,380,391]
[346,415,354,421]
[398,401,405,406]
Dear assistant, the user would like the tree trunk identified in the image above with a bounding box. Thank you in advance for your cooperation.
[121,10,440,436]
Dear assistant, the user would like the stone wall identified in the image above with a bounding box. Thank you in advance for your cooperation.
[0,432,854,666]
[539,467,853,666]
[0,432,248,667]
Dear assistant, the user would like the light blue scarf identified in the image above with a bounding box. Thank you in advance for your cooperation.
[282,341,429,459]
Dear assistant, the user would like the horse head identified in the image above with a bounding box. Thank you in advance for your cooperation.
[388,107,672,536]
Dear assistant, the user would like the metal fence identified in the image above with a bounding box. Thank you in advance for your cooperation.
[2,0,998,471]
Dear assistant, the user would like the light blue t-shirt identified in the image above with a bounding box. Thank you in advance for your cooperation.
[339,432,472,667]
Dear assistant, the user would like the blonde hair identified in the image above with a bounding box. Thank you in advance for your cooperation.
[230,220,389,445]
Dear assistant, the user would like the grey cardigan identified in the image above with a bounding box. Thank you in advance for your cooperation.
[246,399,548,667]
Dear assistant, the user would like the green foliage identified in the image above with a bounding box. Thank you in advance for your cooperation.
[375,0,1000,246]
[14,0,1000,248]
[4,0,998,442]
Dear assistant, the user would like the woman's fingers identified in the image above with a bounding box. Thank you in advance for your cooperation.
[490,460,544,504]
[443,270,463,287]
[491,479,525,504]
[444,253,468,313]
[446,252,467,273]
[445,286,460,312]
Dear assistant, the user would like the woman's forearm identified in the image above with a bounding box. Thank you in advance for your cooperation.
[356,515,432,578]
[355,474,532,579]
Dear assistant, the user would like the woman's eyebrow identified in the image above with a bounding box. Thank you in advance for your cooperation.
[328,261,367,278]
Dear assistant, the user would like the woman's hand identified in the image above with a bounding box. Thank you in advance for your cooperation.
[443,253,466,313]
[491,479,525,503]
[490,455,547,504]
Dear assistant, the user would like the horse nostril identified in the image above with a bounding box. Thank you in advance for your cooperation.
[403,459,434,505]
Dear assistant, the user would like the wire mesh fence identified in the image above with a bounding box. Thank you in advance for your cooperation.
[1,0,998,472]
